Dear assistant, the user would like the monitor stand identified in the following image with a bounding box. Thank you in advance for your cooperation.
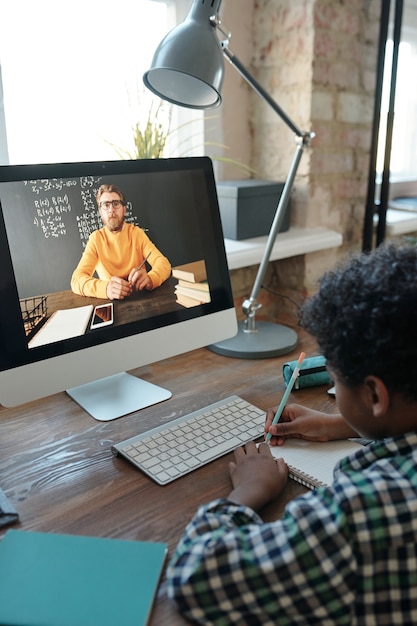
[66,372,172,421]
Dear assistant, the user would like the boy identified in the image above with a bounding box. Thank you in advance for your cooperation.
[166,243,417,625]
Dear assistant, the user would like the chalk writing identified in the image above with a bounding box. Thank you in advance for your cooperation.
[24,177,102,241]
[24,178,83,194]
[3,172,144,296]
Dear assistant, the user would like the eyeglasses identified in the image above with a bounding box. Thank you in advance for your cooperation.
[99,200,124,210]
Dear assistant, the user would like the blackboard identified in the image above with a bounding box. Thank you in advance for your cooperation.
[1,168,204,298]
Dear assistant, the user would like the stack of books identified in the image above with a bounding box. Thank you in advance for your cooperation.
[172,260,211,308]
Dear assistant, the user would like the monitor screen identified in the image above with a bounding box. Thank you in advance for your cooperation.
[0,157,237,420]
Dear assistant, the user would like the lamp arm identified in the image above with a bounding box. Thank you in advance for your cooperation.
[220,45,314,332]
[222,46,303,137]
[242,139,305,327]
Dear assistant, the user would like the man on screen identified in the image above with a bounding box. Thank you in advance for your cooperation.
[71,184,171,300]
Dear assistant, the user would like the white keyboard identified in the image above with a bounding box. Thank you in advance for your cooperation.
[111,395,266,485]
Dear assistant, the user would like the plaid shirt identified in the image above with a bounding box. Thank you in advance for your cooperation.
[166,432,417,625]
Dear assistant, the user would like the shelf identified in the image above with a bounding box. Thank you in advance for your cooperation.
[379,208,417,236]
[224,226,343,270]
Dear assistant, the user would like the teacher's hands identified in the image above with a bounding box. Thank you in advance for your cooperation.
[128,266,153,291]
[106,276,132,300]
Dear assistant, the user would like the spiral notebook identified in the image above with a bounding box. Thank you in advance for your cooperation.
[267,438,363,489]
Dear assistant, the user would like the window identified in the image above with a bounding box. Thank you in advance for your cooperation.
[377,24,417,182]
[0,0,202,165]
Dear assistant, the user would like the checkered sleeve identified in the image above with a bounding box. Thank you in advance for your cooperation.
[166,494,357,625]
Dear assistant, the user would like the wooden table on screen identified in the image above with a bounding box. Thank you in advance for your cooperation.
[0,326,338,625]
[22,275,181,336]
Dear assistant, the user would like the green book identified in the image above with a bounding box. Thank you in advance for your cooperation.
[0,529,167,626]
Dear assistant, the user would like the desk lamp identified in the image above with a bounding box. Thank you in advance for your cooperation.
[144,0,314,358]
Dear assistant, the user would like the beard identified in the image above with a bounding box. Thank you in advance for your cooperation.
[106,215,124,232]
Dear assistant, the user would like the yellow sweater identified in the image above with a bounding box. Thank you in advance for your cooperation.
[71,223,171,298]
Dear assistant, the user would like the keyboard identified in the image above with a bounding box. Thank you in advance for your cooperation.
[111,395,266,485]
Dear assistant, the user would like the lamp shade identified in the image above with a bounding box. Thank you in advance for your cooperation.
[143,1,225,109]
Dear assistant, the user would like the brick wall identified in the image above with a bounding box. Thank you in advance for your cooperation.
[309,0,381,249]
[251,0,381,250]
[215,1,382,324]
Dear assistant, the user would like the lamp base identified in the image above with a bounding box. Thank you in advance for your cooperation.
[208,320,297,359]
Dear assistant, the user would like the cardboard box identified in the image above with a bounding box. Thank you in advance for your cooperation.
[216,179,290,240]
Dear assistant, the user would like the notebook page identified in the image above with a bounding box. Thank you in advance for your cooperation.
[266,438,363,489]
[29,305,93,348]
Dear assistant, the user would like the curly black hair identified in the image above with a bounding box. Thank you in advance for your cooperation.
[300,243,417,401]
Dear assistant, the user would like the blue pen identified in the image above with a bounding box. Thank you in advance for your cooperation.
[266,351,306,442]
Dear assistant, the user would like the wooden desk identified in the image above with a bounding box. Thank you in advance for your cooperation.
[0,328,337,624]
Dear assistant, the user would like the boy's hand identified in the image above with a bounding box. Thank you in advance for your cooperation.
[228,441,288,511]
[265,403,358,446]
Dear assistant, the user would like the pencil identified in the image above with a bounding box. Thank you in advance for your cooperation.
[265,351,306,442]
[136,251,151,272]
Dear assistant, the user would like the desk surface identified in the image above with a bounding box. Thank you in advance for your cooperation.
[0,327,338,624]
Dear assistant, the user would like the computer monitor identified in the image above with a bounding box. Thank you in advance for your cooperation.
[0,156,237,420]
